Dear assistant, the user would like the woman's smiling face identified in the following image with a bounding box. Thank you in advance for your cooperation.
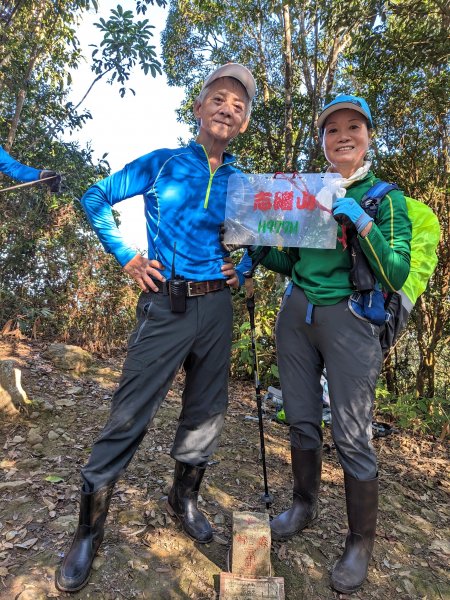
[322,108,371,178]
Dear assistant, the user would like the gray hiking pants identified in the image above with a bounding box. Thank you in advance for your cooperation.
[81,288,233,491]
[276,284,382,480]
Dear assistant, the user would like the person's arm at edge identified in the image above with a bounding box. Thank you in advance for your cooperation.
[0,145,41,183]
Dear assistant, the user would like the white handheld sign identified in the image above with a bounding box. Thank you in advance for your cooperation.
[224,172,343,248]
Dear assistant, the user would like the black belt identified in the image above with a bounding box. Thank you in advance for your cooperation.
[153,279,226,297]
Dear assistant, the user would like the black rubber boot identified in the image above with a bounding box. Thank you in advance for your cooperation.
[167,461,213,543]
[331,473,378,594]
[270,447,321,541]
[55,483,114,592]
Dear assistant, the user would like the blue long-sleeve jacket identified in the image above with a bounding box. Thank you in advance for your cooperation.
[81,140,249,282]
[0,145,41,182]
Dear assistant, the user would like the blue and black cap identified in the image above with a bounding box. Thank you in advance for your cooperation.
[317,94,373,134]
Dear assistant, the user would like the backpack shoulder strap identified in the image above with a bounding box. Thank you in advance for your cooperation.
[360,181,399,219]
[355,181,400,303]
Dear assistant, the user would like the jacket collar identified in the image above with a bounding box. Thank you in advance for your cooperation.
[188,140,236,166]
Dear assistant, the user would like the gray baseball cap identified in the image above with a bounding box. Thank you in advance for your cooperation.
[201,63,256,100]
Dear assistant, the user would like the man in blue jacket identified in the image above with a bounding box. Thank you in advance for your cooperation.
[0,144,61,191]
[56,63,256,593]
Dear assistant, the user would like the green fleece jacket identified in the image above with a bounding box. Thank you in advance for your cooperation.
[257,171,412,305]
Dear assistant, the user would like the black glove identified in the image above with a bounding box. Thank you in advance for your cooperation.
[219,222,248,252]
[40,170,62,193]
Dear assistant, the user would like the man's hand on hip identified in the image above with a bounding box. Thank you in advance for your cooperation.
[123,254,165,292]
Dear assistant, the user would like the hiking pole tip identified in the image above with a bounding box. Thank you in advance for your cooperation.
[261,491,273,509]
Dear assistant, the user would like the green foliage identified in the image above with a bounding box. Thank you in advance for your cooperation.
[45,475,64,483]
[230,263,285,386]
[91,4,162,97]
[341,0,449,399]
[136,0,167,15]
[0,136,139,350]
[162,0,383,171]
[0,0,164,352]
[376,391,449,437]
[0,138,139,350]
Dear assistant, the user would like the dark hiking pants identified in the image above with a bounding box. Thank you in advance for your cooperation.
[81,288,233,491]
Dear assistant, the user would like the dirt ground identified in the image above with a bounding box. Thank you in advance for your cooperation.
[0,339,449,600]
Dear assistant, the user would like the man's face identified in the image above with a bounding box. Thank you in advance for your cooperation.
[194,77,250,145]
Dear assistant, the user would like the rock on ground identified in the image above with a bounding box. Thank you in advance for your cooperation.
[0,359,30,414]
[42,343,93,373]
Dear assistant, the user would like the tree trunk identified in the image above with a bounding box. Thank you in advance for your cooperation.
[4,1,45,150]
[256,23,276,161]
[5,87,27,151]
[416,350,435,398]
[383,354,397,396]
[282,4,293,171]
[413,95,449,401]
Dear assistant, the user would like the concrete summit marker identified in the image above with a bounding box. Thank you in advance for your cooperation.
[219,511,285,600]
[219,572,285,599]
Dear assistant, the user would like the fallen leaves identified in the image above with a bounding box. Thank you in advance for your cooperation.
[0,340,448,600]
[44,475,64,484]
[15,537,38,550]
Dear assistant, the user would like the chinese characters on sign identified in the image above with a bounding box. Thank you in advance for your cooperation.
[254,189,320,212]
[224,173,342,248]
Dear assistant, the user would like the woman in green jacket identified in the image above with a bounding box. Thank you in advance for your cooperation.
[261,95,411,594]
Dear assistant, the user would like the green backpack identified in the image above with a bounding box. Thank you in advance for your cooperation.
[401,196,441,309]
[359,182,441,353]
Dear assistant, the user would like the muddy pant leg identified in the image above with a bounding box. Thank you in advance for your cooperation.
[318,300,382,480]
[275,285,324,449]
[81,292,197,491]
[171,289,233,465]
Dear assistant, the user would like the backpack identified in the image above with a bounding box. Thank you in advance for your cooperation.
[352,181,440,355]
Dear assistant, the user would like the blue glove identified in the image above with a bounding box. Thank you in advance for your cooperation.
[332,197,373,234]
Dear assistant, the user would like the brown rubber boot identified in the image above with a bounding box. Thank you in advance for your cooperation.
[270,447,322,541]
[331,473,378,594]
[55,483,114,592]
[167,461,213,543]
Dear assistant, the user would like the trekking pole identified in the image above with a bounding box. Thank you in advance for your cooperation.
[243,246,273,509]
[0,175,58,194]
